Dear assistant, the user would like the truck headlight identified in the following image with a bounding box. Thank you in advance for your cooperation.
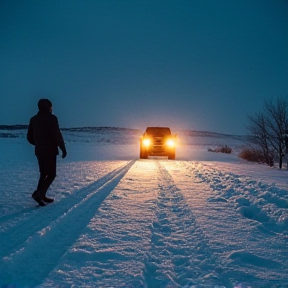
[143,138,151,147]
[166,139,175,148]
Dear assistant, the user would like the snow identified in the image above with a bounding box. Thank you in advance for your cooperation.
[0,128,287,288]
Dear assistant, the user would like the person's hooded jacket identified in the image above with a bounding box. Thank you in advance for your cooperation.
[27,99,66,157]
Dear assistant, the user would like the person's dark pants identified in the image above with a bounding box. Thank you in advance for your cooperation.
[36,155,57,199]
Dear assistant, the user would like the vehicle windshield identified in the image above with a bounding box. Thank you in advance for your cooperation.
[145,127,171,136]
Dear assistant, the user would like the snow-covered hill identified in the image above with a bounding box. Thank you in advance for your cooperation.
[0,125,247,159]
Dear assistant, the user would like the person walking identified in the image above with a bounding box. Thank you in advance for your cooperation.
[27,99,67,206]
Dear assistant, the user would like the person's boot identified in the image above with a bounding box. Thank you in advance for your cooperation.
[32,190,38,198]
[43,196,54,203]
[32,191,46,206]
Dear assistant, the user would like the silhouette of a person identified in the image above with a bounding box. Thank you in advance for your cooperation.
[27,99,67,206]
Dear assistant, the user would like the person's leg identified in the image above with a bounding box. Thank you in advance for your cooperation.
[37,155,57,199]
[37,174,47,191]
[42,156,56,203]
[31,156,47,205]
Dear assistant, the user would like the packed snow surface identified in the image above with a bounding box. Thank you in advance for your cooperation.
[0,128,287,288]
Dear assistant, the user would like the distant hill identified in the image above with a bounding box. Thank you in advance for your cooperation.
[176,129,245,139]
[0,124,28,130]
[0,125,245,139]
[0,125,139,132]
[61,127,140,133]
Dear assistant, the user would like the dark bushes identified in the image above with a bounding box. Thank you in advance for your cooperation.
[208,145,232,154]
[238,146,274,167]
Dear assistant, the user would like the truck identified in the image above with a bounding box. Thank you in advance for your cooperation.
[140,127,176,159]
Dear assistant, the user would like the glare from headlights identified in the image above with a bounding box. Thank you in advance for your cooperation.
[143,138,151,147]
[166,139,175,147]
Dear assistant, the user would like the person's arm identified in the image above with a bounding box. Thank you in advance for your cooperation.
[52,116,67,158]
[27,119,35,145]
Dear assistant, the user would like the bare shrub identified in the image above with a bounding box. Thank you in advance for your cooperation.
[239,146,274,167]
[208,145,232,154]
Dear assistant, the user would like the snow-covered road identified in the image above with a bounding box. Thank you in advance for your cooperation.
[1,158,287,287]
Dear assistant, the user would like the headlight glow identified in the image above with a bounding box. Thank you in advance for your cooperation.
[166,139,175,148]
[143,138,151,147]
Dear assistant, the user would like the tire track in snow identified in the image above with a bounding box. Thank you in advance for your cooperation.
[0,161,131,255]
[143,161,228,287]
[0,160,135,287]
[42,159,160,287]
[164,161,288,285]
[0,161,124,222]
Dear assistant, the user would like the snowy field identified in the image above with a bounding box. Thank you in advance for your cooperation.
[0,128,287,288]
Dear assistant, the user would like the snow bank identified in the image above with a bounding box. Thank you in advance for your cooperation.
[0,127,287,287]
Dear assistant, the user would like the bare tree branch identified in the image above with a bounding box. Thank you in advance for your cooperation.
[246,97,288,168]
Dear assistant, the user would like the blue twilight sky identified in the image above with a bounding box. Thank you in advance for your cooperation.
[0,0,287,134]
